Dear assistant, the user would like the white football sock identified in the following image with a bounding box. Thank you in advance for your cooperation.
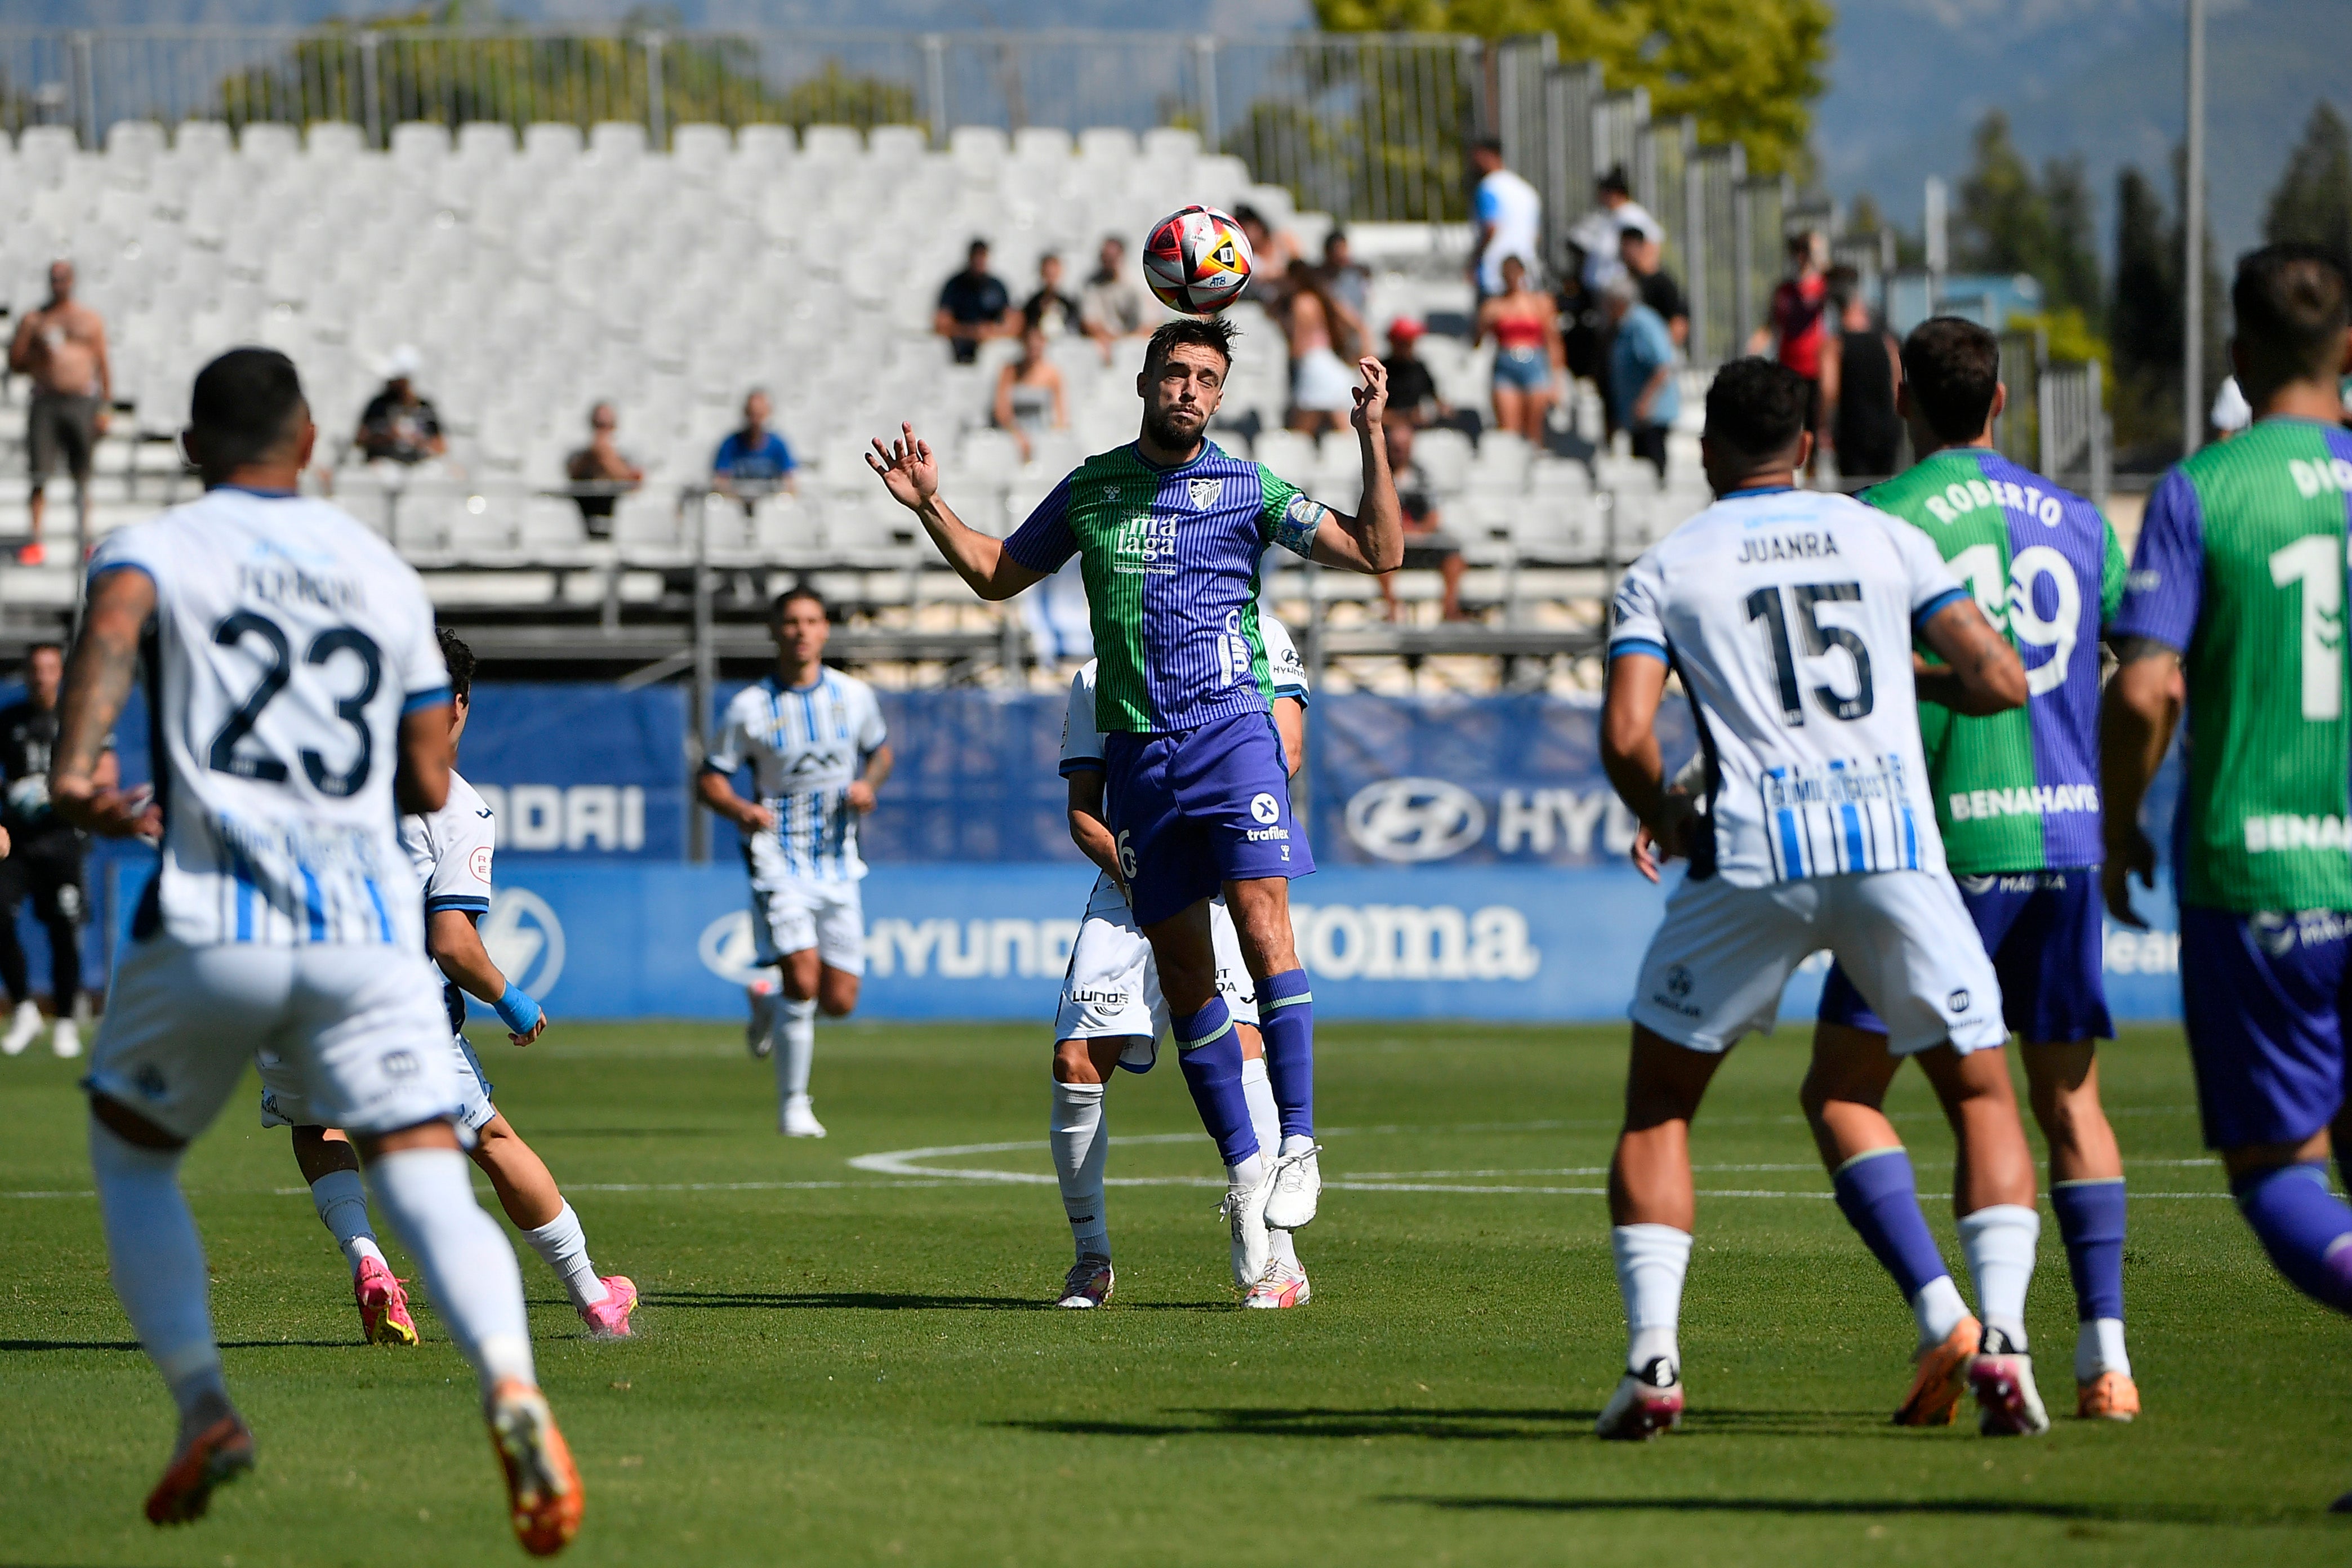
[1049,1078,1110,1262]
[1912,1274,1971,1350]
[367,1147,535,1397]
[2075,1316,2131,1382]
[91,1120,226,1417]
[1228,1151,1268,1190]
[1241,1058,1300,1268]
[520,1201,609,1309]
[1957,1203,2039,1351]
[775,995,817,1102]
[1612,1223,1692,1375]
[308,1168,389,1273]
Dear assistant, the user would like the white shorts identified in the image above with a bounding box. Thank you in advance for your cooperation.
[1630,869,2006,1056]
[86,936,463,1143]
[260,1028,497,1134]
[1055,874,1256,1069]
[1291,348,1358,412]
[751,876,865,974]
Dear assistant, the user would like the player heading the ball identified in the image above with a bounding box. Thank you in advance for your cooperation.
[868,314,1401,1302]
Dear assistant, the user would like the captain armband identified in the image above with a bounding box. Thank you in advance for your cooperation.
[1268,493,1329,560]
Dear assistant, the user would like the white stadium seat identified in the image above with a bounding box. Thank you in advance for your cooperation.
[301,121,362,161]
[523,122,584,163]
[457,121,516,163]
[800,124,862,163]
[391,121,449,165]
[867,124,928,163]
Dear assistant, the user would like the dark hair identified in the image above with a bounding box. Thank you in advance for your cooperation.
[1232,204,1266,229]
[1143,315,1239,377]
[1324,228,1348,251]
[1703,357,1811,466]
[967,237,990,256]
[188,347,307,476]
[1901,317,2002,443]
[1472,135,1504,157]
[771,581,828,622]
[436,626,476,702]
[1597,164,1631,198]
[2233,243,2350,390]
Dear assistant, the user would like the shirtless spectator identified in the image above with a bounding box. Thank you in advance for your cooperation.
[564,400,644,541]
[354,348,446,466]
[1320,229,1370,321]
[1235,206,1302,305]
[1279,259,1364,435]
[1377,420,1466,622]
[7,261,110,565]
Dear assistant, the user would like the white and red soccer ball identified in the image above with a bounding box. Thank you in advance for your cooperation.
[1143,205,1255,316]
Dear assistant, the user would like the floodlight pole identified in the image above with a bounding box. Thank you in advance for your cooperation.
[2182,0,2207,455]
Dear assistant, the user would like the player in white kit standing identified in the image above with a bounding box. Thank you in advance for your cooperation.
[1050,613,1313,1309]
[55,350,581,1551]
[698,585,893,1137]
[1594,358,2033,1440]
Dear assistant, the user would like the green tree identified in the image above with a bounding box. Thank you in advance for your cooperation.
[2264,101,2352,257]
[1953,112,2101,324]
[1313,0,1830,177]
[2108,154,2225,466]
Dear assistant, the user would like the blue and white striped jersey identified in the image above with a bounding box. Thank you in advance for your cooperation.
[705,669,888,883]
[1608,487,1967,887]
[91,487,449,947]
[403,769,496,1030]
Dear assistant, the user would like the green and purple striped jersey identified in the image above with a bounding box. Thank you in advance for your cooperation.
[2113,418,2352,910]
[1863,448,2124,874]
[1003,440,1329,733]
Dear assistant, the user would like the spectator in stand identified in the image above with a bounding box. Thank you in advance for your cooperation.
[1605,275,1679,481]
[1751,230,1831,471]
[1566,166,1659,294]
[934,239,1015,365]
[1821,265,1904,480]
[1381,318,1449,430]
[1378,420,1467,623]
[1279,258,1364,435]
[1320,229,1370,322]
[7,260,109,565]
[564,400,643,541]
[1475,255,1563,445]
[993,322,1068,465]
[1080,235,1151,354]
[1234,205,1301,305]
[1468,136,1542,302]
[1022,252,1084,339]
[1619,224,1689,350]
[354,346,445,466]
[712,389,797,505]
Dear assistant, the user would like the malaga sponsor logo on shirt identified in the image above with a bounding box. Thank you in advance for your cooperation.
[1948,783,2100,821]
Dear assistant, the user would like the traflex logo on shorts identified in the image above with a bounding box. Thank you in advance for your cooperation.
[1250,794,1280,824]
[482,889,566,997]
[1245,791,1290,843]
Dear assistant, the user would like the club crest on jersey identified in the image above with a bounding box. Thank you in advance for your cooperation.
[1187,476,1224,510]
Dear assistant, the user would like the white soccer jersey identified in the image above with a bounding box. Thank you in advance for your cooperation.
[403,768,495,1033]
[705,669,888,883]
[1059,614,1308,776]
[1608,487,1969,888]
[91,487,448,948]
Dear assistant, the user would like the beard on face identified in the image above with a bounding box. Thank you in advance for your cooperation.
[1141,399,1205,451]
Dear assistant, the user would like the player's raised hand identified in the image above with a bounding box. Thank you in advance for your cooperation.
[867,423,938,511]
[2102,825,2157,930]
[1351,357,1389,434]
[845,781,878,814]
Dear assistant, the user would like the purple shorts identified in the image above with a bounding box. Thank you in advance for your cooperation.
[2179,905,2352,1151]
[1102,711,1313,928]
[1820,867,2112,1046]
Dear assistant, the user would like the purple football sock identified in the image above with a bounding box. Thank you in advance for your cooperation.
[2050,1178,2127,1322]
[1174,996,1259,1169]
[1832,1146,1954,1303]
[2233,1162,2352,1313]
[1257,968,1315,1141]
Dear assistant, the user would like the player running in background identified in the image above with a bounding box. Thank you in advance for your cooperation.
[698,585,892,1139]
[1808,317,2140,1423]
[870,315,1401,1299]
[2102,248,2352,1459]
[54,349,581,1552]
[255,627,636,1346]
[1051,612,1312,1310]
[1599,358,2030,1441]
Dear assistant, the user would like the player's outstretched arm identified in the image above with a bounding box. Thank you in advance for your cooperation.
[427,908,547,1046]
[868,422,1046,602]
[2098,639,2182,929]
[1302,360,1405,576]
[51,565,159,839]
[1913,597,2027,715]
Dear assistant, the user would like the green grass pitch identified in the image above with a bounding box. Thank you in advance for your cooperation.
[2,1018,2346,1565]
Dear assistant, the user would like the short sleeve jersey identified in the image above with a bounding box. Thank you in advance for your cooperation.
[403,769,496,1031]
[1863,448,2125,874]
[703,669,889,883]
[1609,487,1968,887]
[2112,418,2352,910]
[712,429,795,483]
[89,487,449,947]
[1060,613,1309,776]
[1005,442,1331,734]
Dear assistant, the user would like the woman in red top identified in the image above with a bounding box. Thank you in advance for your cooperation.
[1475,255,1565,444]
[1750,230,1830,470]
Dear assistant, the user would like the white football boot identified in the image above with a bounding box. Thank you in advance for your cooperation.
[1,1000,39,1056]
[745,979,778,1059]
[50,1016,79,1059]
[1221,1164,1276,1293]
[778,1094,827,1138]
[1595,1357,1685,1440]
[1969,1326,2052,1436]
[1263,1142,1322,1230]
[1242,1256,1311,1309]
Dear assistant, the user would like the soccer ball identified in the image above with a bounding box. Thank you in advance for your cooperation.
[1143,205,1255,316]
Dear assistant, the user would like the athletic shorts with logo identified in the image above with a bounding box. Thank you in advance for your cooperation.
[1103,710,1312,928]
[2179,905,2352,1150]
[87,935,463,1143]
[1632,868,2006,1055]
[259,1024,497,1134]
[751,875,865,975]
[1057,871,1257,1069]
[1819,867,2112,1045]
